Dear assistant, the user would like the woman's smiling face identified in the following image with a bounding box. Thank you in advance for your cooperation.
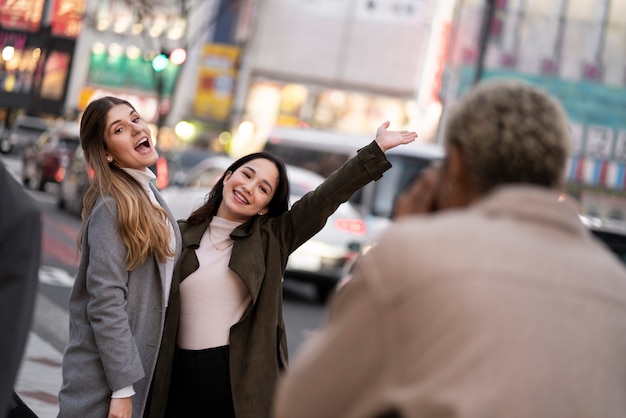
[103,104,158,170]
[217,157,279,222]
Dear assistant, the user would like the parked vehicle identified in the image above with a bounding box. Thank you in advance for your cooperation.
[262,126,444,240]
[162,147,219,186]
[160,155,369,301]
[57,147,92,216]
[0,115,56,154]
[580,215,626,264]
[22,122,80,191]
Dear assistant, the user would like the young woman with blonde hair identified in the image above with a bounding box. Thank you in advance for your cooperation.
[59,96,181,418]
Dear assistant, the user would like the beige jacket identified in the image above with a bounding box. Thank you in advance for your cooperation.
[274,186,626,418]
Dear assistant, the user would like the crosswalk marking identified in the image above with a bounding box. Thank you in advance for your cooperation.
[39,266,75,287]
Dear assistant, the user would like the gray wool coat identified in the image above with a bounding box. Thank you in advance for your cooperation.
[58,183,181,418]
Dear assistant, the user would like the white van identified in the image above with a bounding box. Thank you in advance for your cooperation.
[262,127,444,239]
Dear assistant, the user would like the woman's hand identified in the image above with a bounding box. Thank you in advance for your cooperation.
[392,165,441,219]
[108,397,132,418]
[374,121,418,152]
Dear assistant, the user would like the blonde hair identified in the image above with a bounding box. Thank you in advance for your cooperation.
[444,79,571,193]
[78,97,174,271]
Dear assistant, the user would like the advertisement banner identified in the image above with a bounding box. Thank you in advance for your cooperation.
[193,44,240,122]
[51,0,85,38]
[0,0,45,31]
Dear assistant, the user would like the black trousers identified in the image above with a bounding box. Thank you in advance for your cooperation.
[165,345,236,418]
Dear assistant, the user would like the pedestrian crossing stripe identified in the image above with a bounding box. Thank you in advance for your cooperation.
[39,266,75,287]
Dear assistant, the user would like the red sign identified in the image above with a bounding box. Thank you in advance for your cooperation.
[51,0,85,38]
[0,0,45,31]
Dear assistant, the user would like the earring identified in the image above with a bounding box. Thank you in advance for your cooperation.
[106,156,112,163]
[258,211,265,216]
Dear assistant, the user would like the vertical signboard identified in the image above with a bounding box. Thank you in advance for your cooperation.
[51,0,86,38]
[193,44,240,122]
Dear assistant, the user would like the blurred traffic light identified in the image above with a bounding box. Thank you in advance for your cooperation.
[151,48,187,72]
[151,53,169,72]
[169,48,187,65]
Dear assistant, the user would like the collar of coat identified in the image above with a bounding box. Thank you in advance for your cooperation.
[178,218,266,305]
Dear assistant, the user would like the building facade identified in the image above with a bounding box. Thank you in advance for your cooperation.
[444,0,626,219]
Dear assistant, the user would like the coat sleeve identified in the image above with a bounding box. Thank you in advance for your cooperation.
[84,199,145,391]
[274,140,392,254]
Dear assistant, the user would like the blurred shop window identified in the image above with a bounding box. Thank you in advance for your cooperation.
[277,84,308,127]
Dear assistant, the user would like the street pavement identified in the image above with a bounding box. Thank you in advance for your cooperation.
[14,293,67,418]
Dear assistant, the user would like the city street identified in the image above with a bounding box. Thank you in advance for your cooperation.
[2,154,329,417]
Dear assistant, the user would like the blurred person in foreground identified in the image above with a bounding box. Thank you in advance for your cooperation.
[0,164,41,416]
[273,79,626,418]
[58,97,182,418]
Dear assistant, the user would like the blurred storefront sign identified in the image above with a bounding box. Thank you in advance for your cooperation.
[0,0,81,117]
[40,50,71,100]
[0,0,45,31]
[86,49,179,96]
[193,43,239,122]
[51,0,85,39]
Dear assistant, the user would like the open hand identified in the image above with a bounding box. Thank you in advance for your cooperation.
[374,121,418,152]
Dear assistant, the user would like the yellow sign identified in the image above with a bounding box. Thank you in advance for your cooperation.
[193,44,240,122]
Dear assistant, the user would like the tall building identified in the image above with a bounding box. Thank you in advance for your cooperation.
[443,0,626,219]
[226,0,455,154]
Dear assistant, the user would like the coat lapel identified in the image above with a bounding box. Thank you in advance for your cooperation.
[229,220,266,306]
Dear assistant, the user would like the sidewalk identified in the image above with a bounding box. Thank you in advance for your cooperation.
[15,331,62,418]
[13,291,68,418]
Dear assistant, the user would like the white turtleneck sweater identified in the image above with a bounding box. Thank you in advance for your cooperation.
[177,215,250,350]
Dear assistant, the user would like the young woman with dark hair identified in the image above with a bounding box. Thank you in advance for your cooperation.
[148,121,417,418]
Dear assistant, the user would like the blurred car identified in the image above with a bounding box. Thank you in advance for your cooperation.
[160,155,236,219]
[22,122,80,191]
[580,215,626,265]
[160,156,369,302]
[163,147,219,186]
[57,146,92,217]
[0,115,56,154]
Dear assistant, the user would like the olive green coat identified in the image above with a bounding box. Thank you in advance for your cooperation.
[148,141,392,418]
